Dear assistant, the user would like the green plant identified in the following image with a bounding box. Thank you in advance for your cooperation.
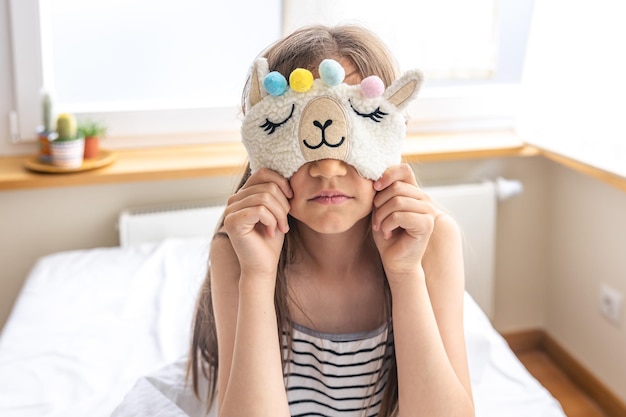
[42,91,53,133]
[54,113,79,141]
[78,119,107,138]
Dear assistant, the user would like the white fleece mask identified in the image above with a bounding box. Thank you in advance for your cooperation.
[241,58,422,180]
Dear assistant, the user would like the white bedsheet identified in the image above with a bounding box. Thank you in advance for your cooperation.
[0,237,565,417]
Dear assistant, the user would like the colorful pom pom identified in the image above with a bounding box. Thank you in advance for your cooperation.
[319,59,345,86]
[264,71,288,96]
[361,76,385,98]
[289,68,314,93]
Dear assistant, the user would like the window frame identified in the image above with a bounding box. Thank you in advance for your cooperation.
[7,0,532,147]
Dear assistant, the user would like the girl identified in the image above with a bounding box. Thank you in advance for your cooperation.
[189,24,474,417]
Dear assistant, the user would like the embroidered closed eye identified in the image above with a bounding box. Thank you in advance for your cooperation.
[260,104,295,134]
[349,100,388,122]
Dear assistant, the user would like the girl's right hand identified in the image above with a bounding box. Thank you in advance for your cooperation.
[222,168,293,277]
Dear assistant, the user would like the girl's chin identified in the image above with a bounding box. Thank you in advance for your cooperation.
[292,214,371,235]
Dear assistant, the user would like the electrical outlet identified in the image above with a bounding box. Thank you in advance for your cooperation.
[599,284,623,326]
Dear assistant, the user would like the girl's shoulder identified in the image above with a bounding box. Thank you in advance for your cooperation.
[209,230,241,281]
[210,229,233,258]
[423,210,464,275]
[431,209,462,241]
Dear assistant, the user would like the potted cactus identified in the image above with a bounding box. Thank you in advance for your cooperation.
[49,113,85,168]
[78,119,107,159]
[36,90,54,162]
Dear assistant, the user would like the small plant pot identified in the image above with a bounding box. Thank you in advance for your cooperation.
[37,131,53,163]
[50,137,85,168]
[83,136,100,159]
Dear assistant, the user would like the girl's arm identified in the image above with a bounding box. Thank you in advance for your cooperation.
[391,215,473,417]
[372,165,474,417]
[211,236,290,417]
[211,169,292,417]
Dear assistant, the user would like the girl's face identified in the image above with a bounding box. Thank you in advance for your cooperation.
[287,58,377,234]
[288,159,375,234]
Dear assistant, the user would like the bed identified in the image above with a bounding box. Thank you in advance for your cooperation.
[0,210,566,417]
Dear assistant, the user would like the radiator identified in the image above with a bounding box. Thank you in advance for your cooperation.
[425,178,522,319]
[117,178,522,319]
[118,202,225,248]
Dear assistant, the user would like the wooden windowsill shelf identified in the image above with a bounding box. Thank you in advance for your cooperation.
[0,129,571,192]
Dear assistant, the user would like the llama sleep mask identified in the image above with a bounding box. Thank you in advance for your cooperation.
[241,58,423,180]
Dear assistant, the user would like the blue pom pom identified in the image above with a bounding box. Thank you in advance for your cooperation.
[264,71,288,96]
[319,59,345,86]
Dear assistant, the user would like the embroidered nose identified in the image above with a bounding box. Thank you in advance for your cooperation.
[313,119,333,132]
[305,119,344,150]
[298,96,348,162]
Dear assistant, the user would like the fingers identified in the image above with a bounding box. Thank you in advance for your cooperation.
[373,163,417,191]
[224,204,283,238]
[373,178,431,208]
[372,163,430,211]
[226,193,289,235]
[244,168,293,199]
[372,164,434,239]
[225,169,292,236]
[372,200,435,240]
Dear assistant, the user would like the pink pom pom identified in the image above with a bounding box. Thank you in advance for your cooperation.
[361,76,384,98]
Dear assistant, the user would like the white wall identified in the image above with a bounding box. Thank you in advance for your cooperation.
[0,0,14,149]
[516,0,626,402]
[517,0,626,162]
[0,0,38,156]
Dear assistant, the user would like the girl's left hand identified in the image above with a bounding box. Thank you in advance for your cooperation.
[371,164,436,278]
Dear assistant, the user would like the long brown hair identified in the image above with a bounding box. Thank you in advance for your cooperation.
[188,24,401,416]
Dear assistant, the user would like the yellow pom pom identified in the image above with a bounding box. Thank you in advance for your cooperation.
[289,68,314,92]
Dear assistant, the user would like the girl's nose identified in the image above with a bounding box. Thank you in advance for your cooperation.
[308,159,348,178]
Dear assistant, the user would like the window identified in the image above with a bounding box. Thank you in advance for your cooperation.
[9,0,282,144]
[8,0,534,146]
[516,0,626,178]
[285,0,499,82]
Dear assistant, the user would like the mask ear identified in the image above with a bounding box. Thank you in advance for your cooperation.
[384,69,423,110]
[247,58,270,110]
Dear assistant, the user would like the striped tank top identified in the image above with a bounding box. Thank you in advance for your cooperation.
[283,322,393,417]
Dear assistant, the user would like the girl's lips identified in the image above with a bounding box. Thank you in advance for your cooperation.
[310,191,352,205]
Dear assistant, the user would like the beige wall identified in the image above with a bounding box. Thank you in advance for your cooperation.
[1,156,551,333]
[0,176,237,328]
[413,155,551,331]
[546,163,626,401]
